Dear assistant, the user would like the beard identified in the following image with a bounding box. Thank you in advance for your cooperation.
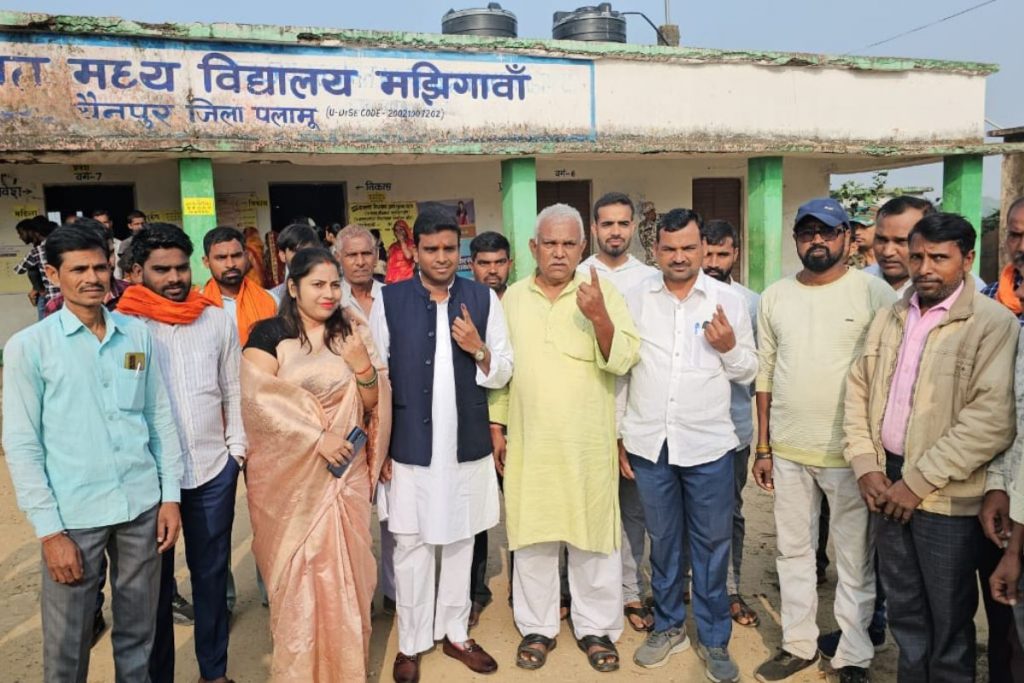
[703,266,730,282]
[800,245,842,273]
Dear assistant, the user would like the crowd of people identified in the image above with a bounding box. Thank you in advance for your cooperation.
[4,191,1024,683]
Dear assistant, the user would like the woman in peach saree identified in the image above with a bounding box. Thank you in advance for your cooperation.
[241,247,391,682]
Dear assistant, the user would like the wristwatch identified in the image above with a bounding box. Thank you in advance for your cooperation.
[473,344,488,362]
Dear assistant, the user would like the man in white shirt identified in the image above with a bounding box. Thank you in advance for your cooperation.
[577,192,659,633]
[333,223,393,613]
[117,223,245,683]
[701,219,761,629]
[619,209,756,681]
[371,209,513,683]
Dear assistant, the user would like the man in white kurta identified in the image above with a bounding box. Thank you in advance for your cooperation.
[370,212,512,682]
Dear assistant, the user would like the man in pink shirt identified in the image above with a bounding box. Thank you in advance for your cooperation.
[844,213,1018,681]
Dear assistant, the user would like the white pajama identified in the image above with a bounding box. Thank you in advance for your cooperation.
[773,456,875,669]
[513,541,624,642]
[393,533,475,655]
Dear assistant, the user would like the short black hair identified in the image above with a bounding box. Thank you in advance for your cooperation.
[909,212,976,256]
[129,223,193,269]
[127,210,147,222]
[413,207,460,246]
[91,208,110,219]
[656,208,703,241]
[278,223,320,252]
[470,231,510,259]
[326,222,343,237]
[593,192,634,222]
[44,225,110,269]
[876,196,935,225]
[203,226,244,255]
[71,217,110,240]
[702,219,741,249]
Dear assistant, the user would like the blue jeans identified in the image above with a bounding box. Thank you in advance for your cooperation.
[151,459,239,681]
[630,444,734,648]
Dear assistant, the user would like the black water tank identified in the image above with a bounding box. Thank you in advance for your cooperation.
[442,3,518,38]
[552,3,626,43]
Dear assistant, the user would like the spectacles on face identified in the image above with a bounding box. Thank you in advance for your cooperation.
[794,226,845,243]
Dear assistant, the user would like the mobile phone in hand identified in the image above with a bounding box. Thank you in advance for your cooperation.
[327,426,368,478]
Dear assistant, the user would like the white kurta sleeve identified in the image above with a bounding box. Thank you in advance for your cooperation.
[369,295,391,367]
[476,289,513,389]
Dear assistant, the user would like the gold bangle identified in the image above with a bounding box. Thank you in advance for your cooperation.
[755,444,772,454]
[754,452,774,460]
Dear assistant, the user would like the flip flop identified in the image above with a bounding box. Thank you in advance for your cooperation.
[624,603,653,632]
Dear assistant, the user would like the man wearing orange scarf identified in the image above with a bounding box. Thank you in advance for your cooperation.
[118,223,246,683]
[200,226,277,346]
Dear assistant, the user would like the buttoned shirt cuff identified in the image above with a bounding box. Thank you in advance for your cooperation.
[754,376,772,393]
[719,345,743,366]
[848,453,883,480]
[901,464,939,500]
[160,481,182,504]
[30,509,66,540]
[985,469,1007,493]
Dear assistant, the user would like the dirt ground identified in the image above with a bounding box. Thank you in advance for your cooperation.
[0,444,995,682]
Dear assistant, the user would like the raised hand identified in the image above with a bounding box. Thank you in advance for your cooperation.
[452,303,484,356]
[576,266,609,324]
[340,322,373,376]
[703,304,736,353]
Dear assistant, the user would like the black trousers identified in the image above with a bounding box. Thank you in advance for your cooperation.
[877,456,983,683]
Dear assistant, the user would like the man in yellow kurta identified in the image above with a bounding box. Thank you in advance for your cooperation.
[490,203,640,674]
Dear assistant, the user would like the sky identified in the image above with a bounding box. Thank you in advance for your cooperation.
[6,0,1019,201]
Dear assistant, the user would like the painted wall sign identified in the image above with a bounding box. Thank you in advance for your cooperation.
[0,32,595,151]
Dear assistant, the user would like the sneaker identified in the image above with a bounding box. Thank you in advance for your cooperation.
[819,629,886,659]
[755,649,819,682]
[633,627,690,668]
[837,666,870,683]
[697,642,739,683]
[171,592,195,625]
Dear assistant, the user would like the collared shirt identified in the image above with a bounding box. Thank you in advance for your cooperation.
[341,278,385,319]
[137,306,246,489]
[14,241,59,301]
[2,307,183,537]
[619,271,758,466]
[578,254,659,296]
[881,281,965,455]
[371,278,513,545]
[728,279,760,445]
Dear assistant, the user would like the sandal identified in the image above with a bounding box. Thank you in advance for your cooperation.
[576,634,620,673]
[729,594,760,627]
[516,633,556,670]
[624,602,653,632]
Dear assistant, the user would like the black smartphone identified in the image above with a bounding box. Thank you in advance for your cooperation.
[327,426,368,478]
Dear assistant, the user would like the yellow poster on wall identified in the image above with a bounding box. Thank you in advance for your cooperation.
[348,202,418,247]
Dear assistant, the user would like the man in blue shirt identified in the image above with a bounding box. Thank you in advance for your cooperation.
[2,226,183,683]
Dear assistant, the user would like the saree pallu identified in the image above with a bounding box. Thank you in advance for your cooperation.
[241,354,391,682]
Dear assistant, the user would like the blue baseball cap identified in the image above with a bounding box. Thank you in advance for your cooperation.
[795,198,850,229]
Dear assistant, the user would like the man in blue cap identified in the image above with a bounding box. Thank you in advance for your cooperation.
[751,198,897,683]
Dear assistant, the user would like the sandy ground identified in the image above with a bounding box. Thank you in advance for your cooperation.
[0,432,995,682]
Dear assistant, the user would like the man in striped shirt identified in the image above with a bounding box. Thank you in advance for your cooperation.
[117,223,246,683]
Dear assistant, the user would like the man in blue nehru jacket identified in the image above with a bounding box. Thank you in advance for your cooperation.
[371,207,513,683]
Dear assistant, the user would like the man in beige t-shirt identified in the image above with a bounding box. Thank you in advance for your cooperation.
[752,199,897,683]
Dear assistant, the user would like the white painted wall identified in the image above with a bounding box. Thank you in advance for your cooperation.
[596,62,987,144]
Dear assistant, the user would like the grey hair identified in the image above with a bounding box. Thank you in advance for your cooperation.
[333,223,376,255]
[535,203,585,241]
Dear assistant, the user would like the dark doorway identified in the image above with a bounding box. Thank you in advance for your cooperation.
[692,178,743,281]
[537,180,592,254]
[268,183,346,232]
[44,184,137,239]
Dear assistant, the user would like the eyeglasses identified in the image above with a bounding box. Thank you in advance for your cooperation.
[794,226,845,243]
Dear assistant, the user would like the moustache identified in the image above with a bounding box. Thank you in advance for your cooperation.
[1013,253,1024,268]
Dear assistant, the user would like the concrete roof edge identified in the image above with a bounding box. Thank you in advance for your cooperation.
[0,10,999,76]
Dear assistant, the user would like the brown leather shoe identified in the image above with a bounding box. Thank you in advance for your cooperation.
[442,637,498,674]
[393,653,420,683]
